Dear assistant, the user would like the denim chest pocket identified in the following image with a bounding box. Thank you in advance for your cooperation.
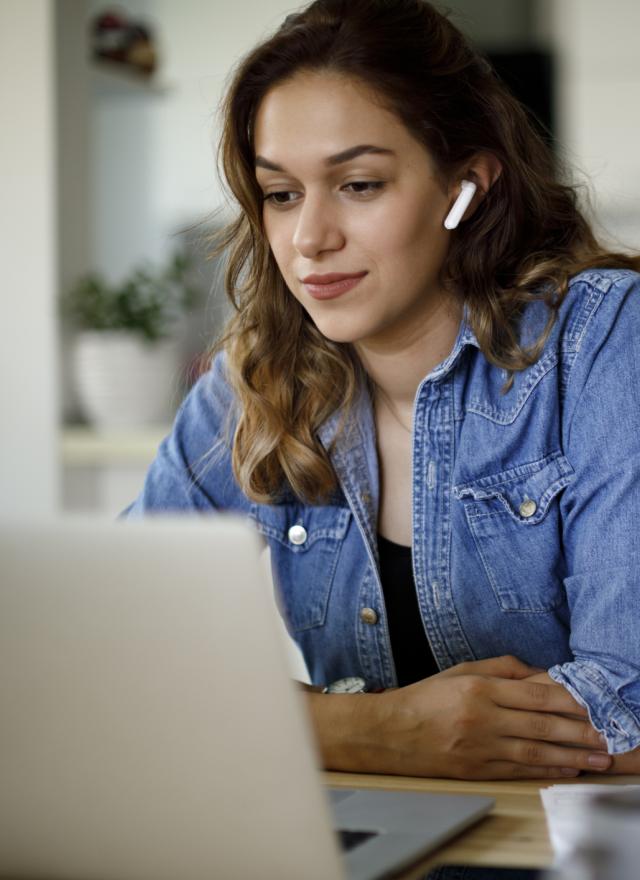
[249,502,351,632]
[453,452,575,612]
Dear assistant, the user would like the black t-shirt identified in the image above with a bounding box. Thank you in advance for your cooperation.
[377,533,440,687]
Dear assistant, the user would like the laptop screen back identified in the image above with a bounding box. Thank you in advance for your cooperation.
[0,517,345,880]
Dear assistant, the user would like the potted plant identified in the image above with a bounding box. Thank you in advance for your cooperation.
[62,252,201,429]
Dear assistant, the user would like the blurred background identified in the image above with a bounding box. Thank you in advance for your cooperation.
[2,0,639,519]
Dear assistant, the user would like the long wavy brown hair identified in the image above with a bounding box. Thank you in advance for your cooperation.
[207,0,639,505]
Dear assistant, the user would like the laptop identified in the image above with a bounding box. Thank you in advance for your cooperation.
[0,516,493,880]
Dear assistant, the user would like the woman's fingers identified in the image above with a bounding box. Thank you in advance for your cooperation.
[484,762,583,780]
[489,676,589,717]
[500,707,606,750]
[500,737,612,773]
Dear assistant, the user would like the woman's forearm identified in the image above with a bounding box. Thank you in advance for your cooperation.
[301,657,612,780]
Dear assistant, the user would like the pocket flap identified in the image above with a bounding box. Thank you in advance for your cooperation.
[453,452,574,524]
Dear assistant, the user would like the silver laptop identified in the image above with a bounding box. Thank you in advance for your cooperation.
[0,517,493,880]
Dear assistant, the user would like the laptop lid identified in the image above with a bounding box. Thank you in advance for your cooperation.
[0,516,494,880]
[0,516,345,880]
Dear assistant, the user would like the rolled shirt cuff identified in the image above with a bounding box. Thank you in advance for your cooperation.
[548,660,640,754]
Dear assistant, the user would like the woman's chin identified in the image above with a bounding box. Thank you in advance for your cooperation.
[311,322,369,345]
[306,311,379,346]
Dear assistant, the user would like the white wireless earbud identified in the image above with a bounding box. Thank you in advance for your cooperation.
[443,180,477,230]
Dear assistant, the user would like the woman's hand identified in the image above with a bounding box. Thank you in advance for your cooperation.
[308,655,612,780]
[378,656,611,779]
[524,670,640,776]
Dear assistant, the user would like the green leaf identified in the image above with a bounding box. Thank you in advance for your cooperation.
[60,250,203,339]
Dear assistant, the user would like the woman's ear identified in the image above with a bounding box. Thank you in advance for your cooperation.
[465,152,503,196]
[446,153,503,226]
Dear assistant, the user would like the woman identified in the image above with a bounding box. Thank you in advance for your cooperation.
[126,0,640,782]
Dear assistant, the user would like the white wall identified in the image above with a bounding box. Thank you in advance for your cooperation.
[544,0,640,249]
[56,0,296,426]
[86,0,295,281]
[0,0,59,515]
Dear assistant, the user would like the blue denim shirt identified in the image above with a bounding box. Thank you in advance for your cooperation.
[125,268,640,755]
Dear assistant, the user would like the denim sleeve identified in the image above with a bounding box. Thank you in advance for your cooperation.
[551,273,640,753]
[122,352,250,517]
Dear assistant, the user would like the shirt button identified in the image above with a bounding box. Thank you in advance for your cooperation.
[288,524,308,545]
[360,607,378,625]
[519,499,537,518]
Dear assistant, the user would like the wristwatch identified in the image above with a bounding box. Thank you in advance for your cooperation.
[322,676,385,694]
[322,676,367,694]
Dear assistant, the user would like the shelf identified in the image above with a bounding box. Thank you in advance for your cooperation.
[90,59,172,96]
[61,425,170,467]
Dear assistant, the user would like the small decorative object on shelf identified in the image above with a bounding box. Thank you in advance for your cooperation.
[62,253,203,430]
[91,6,157,78]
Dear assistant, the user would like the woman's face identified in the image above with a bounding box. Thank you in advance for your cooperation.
[253,71,456,348]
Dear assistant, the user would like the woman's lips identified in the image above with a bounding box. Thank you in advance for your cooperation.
[302,272,367,300]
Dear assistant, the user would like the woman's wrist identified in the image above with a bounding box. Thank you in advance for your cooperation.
[305,689,397,773]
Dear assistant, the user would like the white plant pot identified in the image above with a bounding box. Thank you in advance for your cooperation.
[73,331,182,430]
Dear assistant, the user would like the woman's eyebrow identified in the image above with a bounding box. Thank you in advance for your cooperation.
[255,144,395,172]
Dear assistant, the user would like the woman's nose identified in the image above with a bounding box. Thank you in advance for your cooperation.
[292,193,345,257]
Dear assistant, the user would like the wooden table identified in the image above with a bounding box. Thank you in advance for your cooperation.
[325,771,640,878]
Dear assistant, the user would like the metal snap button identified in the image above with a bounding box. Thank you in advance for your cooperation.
[287,524,307,545]
[360,607,378,625]
[519,499,537,518]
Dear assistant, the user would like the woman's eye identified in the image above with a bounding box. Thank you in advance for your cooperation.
[344,181,385,195]
[263,190,298,205]
[262,181,385,207]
